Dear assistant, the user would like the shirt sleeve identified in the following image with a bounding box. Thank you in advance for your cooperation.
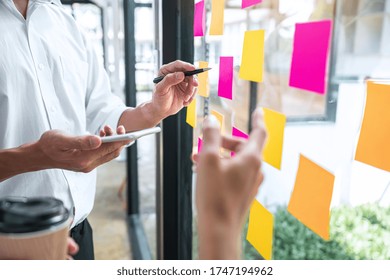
[83,36,127,135]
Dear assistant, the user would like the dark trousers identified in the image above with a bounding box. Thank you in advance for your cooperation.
[70,219,95,260]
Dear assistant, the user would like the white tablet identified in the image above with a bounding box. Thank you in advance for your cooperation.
[100,127,161,143]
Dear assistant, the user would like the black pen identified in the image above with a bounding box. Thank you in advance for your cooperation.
[153,67,212,84]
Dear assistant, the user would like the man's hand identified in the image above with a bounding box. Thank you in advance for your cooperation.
[151,60,199,119]
[117,60,199,132]
[37,125,129,173]
[196,108,267,260]
[66,237,79,260]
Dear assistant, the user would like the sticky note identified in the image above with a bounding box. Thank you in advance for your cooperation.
[289,20,332,94]
[194,0,205,37]
[288,154,335,240]
[211,110,224,132]
[210,0,225,35]
[198,137,203,153]
[355,82,390,172]
[233,127,248,139]
[218,56,233,100]
[239,30,265,83]
[186,97,197,128]
[198,61,210,97]
[231,127,248,157]
[246,200,273,260]
[242,0,262,9]
[262,108,286,170]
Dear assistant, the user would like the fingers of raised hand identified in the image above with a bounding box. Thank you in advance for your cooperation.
[221,135,246,153]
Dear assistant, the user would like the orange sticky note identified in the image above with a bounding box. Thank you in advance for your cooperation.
[239,30,265,82]
[210,0,225,35]
[262,108,286,170]
[246,200,273,260]
[186,97,197,128]
[211,110,224,132]
[288,154,335,240]
[355,82,390,172]
[198,61,210,97]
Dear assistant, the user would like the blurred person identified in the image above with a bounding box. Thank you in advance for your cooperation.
[0,0,197,259]
[196,108,267,259]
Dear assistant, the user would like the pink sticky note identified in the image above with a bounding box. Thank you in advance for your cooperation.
[194,0,206,37]
[289,20,332,95]
[198,137,203,154]
[231,126,248,157]
[242,0,262,9]
[218,56,233,100]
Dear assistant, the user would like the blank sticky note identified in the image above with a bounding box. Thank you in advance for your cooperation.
[263,108,286,170]
[211,110,224,132]
[232,127,248,157]
[289,20,332,94]
[218,56,233,100]
[246,200,273,260]
[198,137,203,153]
[239,30,265,83]
[194,0,205,37]
[233,127,248,139]
[198,61,210,97]
[288,154,335,240]
[186,97,197,128]
[355,82,390,172]
[210,0,225,35]
[242,0,262,9]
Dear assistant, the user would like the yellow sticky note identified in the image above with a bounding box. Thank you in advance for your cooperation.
[186,97,197,128]
[288,154,335,240]
[198,61,210,97]
[210,0,225,35]
[211,110,224,132]
[355,82,390,172]
[262,108,286,170]
[239,30,265,82]
[246,200,273,260]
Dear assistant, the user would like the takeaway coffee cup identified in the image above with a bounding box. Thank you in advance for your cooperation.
[0,197,71,260]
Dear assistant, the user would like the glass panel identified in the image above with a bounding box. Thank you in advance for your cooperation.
[192,0,337,260]
[134,5,157,260]
[334,0,390,79]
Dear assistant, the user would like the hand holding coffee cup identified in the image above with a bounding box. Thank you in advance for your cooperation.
[0,197,71,260]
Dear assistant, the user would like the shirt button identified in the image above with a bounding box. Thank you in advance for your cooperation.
[50,106,55,112]
[38,63,44,71]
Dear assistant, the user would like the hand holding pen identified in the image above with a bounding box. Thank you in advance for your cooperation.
[153,67,212,84]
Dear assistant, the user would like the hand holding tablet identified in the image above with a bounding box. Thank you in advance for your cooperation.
[101,127,161,146]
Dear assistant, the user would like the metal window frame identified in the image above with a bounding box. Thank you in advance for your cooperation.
[123,0,154,260]
[124,0,194,260]
[157,0,194,260]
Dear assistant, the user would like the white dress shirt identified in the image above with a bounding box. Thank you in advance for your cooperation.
[0,0,127,226]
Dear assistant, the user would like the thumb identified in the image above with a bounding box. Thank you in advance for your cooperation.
[155,72,185,94]
[64,135,102,150]
[201,115,221,157]
[244,108,267,155]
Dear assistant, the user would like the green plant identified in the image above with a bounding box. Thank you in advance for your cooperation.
[243,204,390,260]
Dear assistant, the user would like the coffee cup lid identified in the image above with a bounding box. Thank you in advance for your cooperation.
[0,197,69,234]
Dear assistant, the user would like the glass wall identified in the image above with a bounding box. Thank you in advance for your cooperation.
[193,0,390,260]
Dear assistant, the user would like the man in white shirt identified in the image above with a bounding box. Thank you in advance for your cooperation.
[0,0,197,259]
